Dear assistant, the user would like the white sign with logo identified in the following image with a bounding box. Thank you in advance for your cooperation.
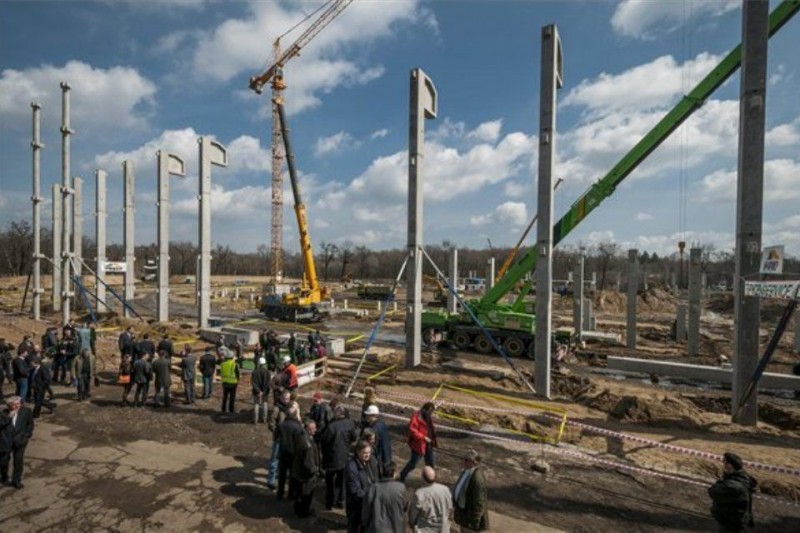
[759,245,784,275]
[103,261,127,274]
[744,280,800,300]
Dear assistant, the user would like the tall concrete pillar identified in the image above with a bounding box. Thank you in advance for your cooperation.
[676,304,687,341]
[123,161,135,318]
[701,273,708,294]
[486,257,495,290]
[641,265,648,291]
[573,256,584,337]
[582,299,592,332]
[198,137,229,328]
[447,248,459,313]
[688,248,702,355]
[31,102,43,320]
[72,177,83,278]
[670,271,677,291]
[51,184,61,310]
[732,0,769,426]
[795,315,800,354]
[535,24,562,399]
[60,81,73,325]
[156,151,186,322]
[95,170,108,312]
[627,249,638,350]
[615,271,622,293]
[405,68,437,369]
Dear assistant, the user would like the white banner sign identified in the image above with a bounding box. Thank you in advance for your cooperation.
[760,245,784,275]
[103,261,127,274]
[744,280,800,300]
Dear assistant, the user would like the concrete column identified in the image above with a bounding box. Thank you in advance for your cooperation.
[795,315,800,354]
[573,256,584,336]
[676,304,687,341]
[60,81,73,325]
[72,177,83,278]
[688,248,702,355]
[31,102,43,320]
[156,151,186,322]
[95,170,107,312]
[591,271,597,288]
[641,265,648,291]
[123,160,135,318]
[486,257,495,290]
[447,248,459,313]
[51,184,61,310]
[405,68,437,369]
[535,23,562,399]
[670,271,677,291]
[582,298,592,332]
[627,249,638,350]
[733,0,768,426]
[198,137,229,328]
[701,273,708,294]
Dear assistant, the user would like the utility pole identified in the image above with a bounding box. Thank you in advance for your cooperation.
[123,161,135,318]
[406,68,437,369]
[60,82,73,325]
[733,0,769,426]
[95,169,107,312]
[51,184,61,311]
[73,176,83,278]
[198,137,228,328]
[31,102,43,320]
[535,23,563,399]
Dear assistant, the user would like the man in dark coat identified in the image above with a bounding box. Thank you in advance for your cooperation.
[137,333,156,361]
[363,461,407,533]
[152,351,172,408]
[71,349,96,401]
[267,390,291,490]
[42,327,59,358]
[346,439,378,533]
[133,355,153,407]
[251,357,270,424]
[0,338,14,401]
[709,452,757,532]
[29,357,52,418]
[277,402,304,500]
[17,335,35,357]
[321,404,356,509]
[198,348,217,400]
[118,326,135,358]
[0,395,35,489]
[12,350,30,402]
[180,347,197,405]
[309,391,332,436]
[292,420,323,518]
[453,449,489,532]
[363,405,392,469]
[157,334,174,358]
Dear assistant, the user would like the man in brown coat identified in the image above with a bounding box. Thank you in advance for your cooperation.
[452,449,489,532]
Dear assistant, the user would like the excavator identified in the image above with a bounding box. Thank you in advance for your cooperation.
[420,0,800,356]
[260,100,330,322]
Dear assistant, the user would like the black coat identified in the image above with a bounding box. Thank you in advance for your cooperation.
[292,431,322,483]
[198,353,217,377]
[310,402,332,433]
[133,358,153,385]
[251,366,271,395]
[180,354,197,381]
[152,357,172,388]
[31,364,51,390]
[12,356,29,381]
[709,470,757,531]
[0,406,34,451]
[118,332,135,356]
[278,418,304,456]
[320,417,356,470]
[346,457,378,516]
[157,339,174,357]
[137,339,156,358]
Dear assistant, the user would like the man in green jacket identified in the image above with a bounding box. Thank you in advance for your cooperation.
[452,449,489,532]
[708,452,757,532]
[71,349,96,401]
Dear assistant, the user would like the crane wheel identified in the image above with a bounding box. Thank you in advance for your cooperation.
[503,336,526,357]
[526,340,536,359]
[452,331,472,350]
[474,335,493,354]
[422,328,439,347]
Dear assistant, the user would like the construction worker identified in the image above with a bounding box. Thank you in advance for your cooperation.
[219,349,240,414]
[282,355,298,393]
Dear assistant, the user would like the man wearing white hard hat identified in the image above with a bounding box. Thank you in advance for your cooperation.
[282,355,298,393]
[363,404,392,472]
[252,357,271,424]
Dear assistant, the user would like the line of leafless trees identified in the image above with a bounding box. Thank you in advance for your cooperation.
[0,218,795,286]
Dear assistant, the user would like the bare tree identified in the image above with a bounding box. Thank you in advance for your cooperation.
[339,240,353,280]
[319,241,338,281]
[593,241,620,291]
[355,245,371,278]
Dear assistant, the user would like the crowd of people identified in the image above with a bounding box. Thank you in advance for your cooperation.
[1,324,762,533]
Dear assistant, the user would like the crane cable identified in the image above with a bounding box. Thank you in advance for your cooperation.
[258,0,336,73]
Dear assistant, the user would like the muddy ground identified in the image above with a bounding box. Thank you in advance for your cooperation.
[1,276,800,532]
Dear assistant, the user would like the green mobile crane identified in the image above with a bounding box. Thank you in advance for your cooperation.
[421,0,800,356]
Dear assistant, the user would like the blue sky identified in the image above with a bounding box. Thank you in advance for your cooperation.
[1,0,798,257]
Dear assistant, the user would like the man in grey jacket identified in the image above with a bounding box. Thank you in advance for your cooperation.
[152,351,172,408]
[180,347,197,405]
[363,461,408,533]
[410,466,453,533]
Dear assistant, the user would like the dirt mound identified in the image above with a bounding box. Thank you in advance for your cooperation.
[552,374,595,398]
[686,395,800,431]
[587,389,705,429]
[595,287,678,314]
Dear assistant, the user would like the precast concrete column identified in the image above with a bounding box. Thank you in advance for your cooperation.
[51,184,62,310]
[733,0,768,426]
[447,248,459,313]
[688,248,702,355]
[31,102,43,320]
[198,137,228,328]
[73,177,83,278]
[487,257,495,290]
[60,81,73,325]
[627,249,638,350]
[573,256,584,337]
[615,271,622,293]
[582,299,592,332]
[156,151,186,322]
[405,68,437,369]
[95,170,107,312]
[676,304,687,341]
[795,315,800,354]
[123,161,135,318]
[535,23,563,399]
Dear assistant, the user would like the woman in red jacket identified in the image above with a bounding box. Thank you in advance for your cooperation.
[399,402,437,482]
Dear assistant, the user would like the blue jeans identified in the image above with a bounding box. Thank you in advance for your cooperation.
[202,375,213,399]
[16,379,29,403]
[267,440,280,488]
[399,445,435,482]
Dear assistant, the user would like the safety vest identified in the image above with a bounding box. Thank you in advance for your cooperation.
[220,359,238,384]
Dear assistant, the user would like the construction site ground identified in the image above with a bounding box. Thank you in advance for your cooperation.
[1,276,799,532]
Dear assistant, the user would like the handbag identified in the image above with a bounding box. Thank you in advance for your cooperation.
[117,374,131,385]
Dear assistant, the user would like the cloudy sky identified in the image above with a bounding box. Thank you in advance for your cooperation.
[1,0,798,258]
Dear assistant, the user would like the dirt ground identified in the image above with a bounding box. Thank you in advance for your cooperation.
[1,276,800,532]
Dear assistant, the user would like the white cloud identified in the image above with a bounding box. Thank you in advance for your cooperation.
[635,212,654,221]
[313,131,361,157]
[611,0,739,39]
[172,183,270,219]
[0,60,156,133]
[470,201,528,227]
[466,119,503,143]
[698,159,800,203]
[766,120,800,147]
[504,181,528,198]
[370,128,389,140]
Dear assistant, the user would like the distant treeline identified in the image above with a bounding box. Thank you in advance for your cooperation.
[0,218,795,286]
